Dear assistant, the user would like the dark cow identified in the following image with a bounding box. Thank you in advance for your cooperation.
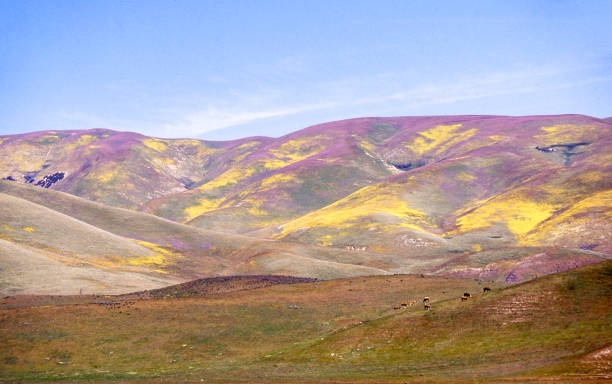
[463,292,471,298]
[483,287,491,293]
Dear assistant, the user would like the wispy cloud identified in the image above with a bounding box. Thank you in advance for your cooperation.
[53,62,611,139]
[155,64,610,138]
[160,102,337,137]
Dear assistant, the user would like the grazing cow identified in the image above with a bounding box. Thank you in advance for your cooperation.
[423,296,430,303]
[483,287,491,293]
[424,303,431,310]
[461,295,468,301]
[463,292,471,298]
[409,301,416,306]
[401,302,408,307]
[393,305,401,310]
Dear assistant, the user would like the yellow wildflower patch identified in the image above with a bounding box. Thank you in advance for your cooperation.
[127,240,177,267]
[405,124,477,155]
[74,134,97,147]
[263,135,329,170]
[36,134,59,142]
[185,165,260,220]
[234,150,254,163]
[536,124,599,145]
[260,173,296,189]
[278,184,430,238]
[456,172,475,182]
[522,190,612,244]
[184,197,224,221]
[143,138,168,152]
[198,167,256,192]
[62,134,98,153]
[3,224,13,231]
[354,136,376,152]
[96,167,120,183]
[489,135,509,142]
[237,141,260,149]
[173,139,202,146]
[241,198,267,216]
[548,190,612,221]
[573,170,610,184]
[23,227,35,232]
[195,145,222,158]
[455,194,557,239]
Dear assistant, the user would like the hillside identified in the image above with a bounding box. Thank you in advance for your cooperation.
[0,261,610,382]
[2,180,607,295]
[273,115,612,256]
[0,129,269,208]
[1,114,611,294]
[0,181,390,295]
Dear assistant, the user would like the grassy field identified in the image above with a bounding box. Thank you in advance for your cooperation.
[1,262,610,383]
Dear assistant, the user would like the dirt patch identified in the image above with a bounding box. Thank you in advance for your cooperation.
[581,344,612,372]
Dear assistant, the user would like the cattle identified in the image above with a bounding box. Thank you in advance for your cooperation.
[423,296,430,303]
[424,303,431,310]
[461,295,468,301]
[409,301,416,306]
[401,302,408,307]
[483,287,491,293]
[463,292,471,298]
[393,305,401,310]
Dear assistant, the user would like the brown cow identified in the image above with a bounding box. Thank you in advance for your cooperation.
[461,295,468,301]
[423,296,430,303]
[401,302,408,307]
[424,303,431,310]
[483,287,491,293]
[409,301,416,306]
[393,305,401,310]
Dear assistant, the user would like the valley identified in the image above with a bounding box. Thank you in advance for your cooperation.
[1,115,611,382]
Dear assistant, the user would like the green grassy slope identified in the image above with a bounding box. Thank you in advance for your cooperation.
[278,261,612,381]
[0,262,609,382]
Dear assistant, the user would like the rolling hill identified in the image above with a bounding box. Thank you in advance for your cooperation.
[1,114,611,294]
[0,180,392,295]
[0,261,610,382]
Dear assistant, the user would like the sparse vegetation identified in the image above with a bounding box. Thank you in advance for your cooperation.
[0,263,610,382]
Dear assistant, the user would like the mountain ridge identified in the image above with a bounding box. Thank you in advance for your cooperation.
[1,114,611,294]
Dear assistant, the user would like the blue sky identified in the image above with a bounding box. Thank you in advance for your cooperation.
[1,0,611,140]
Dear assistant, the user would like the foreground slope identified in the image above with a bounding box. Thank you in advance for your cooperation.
[0,262,609,382]
[277,261,612,381]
